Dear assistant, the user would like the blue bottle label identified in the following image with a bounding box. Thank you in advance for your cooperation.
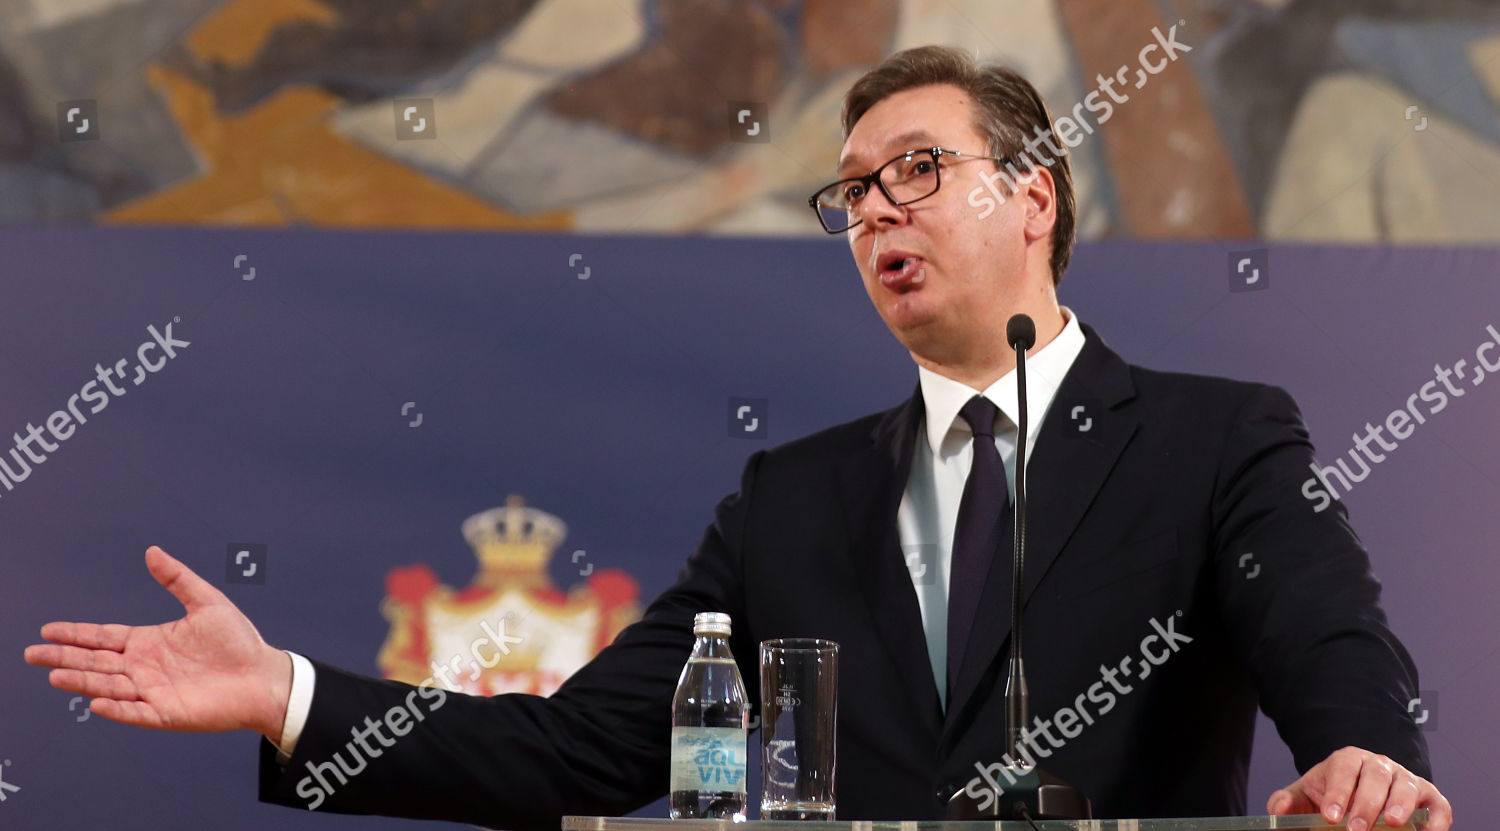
[670,727,747,793]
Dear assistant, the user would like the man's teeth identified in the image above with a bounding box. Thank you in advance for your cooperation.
[912,266,925,284]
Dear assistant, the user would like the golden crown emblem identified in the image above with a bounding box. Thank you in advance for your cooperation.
[461,494,568,584]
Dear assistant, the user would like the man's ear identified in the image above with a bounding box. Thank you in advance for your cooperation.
[1021,165,1058,244]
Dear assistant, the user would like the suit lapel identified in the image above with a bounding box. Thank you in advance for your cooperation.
[943,325,1141,738]
[835,382,944,736]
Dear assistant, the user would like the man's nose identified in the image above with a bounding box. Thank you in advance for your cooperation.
[853,185,907,230]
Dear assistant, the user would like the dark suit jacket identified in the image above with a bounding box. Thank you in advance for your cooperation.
[260,324,1429,828]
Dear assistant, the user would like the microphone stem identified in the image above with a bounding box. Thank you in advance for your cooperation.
[1006,338,1030,758]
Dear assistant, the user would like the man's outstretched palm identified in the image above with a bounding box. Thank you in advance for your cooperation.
[24,546,290,738]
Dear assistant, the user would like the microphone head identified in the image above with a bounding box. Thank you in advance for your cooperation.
[1007,314,1036,350]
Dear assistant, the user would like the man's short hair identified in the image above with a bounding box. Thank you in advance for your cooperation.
[842,46,1077,287]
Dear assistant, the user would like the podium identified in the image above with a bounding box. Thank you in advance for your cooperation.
[564,812,1428,831]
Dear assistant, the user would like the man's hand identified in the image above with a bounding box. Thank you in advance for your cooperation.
[23,546,292,740]
[1268,746,1452,831]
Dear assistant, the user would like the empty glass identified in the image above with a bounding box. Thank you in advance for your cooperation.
[758,639,838,820]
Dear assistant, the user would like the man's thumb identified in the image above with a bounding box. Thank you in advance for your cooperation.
[1267,786,1313,815]
[145,546,221,612]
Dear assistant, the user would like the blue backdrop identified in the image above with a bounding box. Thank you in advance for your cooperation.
[2,226,1495,828]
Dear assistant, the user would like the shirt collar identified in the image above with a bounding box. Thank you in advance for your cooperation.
[917,306,1087,456]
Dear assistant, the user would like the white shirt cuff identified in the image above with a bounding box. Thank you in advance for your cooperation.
[274,651,316,762]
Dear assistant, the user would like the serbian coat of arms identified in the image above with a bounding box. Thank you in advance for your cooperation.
[377,494,641,696]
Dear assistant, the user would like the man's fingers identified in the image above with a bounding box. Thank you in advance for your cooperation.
[37,620,131,652]
[1423,786,1454,831]
[1265,787,1316,815]
[145,545,223,613]
[91,698,166,730]
[1380,776,1421,827]
[24,643,128,674]
[1317,748,1366,822]
[1291,748,1451,831]
[1344,756,1396,831]
[47,668,142,701]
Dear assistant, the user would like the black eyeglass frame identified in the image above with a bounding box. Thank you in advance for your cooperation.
[807,146,1016,234]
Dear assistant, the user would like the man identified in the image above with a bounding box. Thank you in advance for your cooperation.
[25,46,1451,830]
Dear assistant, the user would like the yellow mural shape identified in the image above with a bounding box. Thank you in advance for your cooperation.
[185,0,338,68]
[107,63,571,230]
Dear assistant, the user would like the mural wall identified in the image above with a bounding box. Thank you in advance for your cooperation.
[2,0,1498,241]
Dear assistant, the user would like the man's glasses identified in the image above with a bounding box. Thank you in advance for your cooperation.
[807,146,1013,234]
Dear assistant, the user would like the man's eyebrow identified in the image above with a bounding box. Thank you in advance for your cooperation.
[838,130,939,175]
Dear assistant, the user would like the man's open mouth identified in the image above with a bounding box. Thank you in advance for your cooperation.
[878,254,926,289]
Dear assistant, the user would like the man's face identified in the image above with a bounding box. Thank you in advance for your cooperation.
[839,84,1043,365]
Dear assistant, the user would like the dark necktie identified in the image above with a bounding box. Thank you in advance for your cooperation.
[947,395,1009,697]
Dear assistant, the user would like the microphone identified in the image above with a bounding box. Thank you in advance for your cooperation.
[949,313,1091,822]
[1006,314,1036,351]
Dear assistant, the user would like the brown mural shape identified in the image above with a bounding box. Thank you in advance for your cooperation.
[544,0,785,156]
[801,0,898,76]
[1055,0,1253,238]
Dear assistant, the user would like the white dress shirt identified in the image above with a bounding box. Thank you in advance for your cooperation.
[275,307,1087,753]
[898,307,1086,710]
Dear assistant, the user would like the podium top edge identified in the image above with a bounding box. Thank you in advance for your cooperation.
[562,811,1428,831]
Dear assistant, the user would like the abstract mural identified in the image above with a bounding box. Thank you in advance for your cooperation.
[2,0,1497,241]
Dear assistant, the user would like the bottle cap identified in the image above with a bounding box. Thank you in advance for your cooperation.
[693,612,732,636]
